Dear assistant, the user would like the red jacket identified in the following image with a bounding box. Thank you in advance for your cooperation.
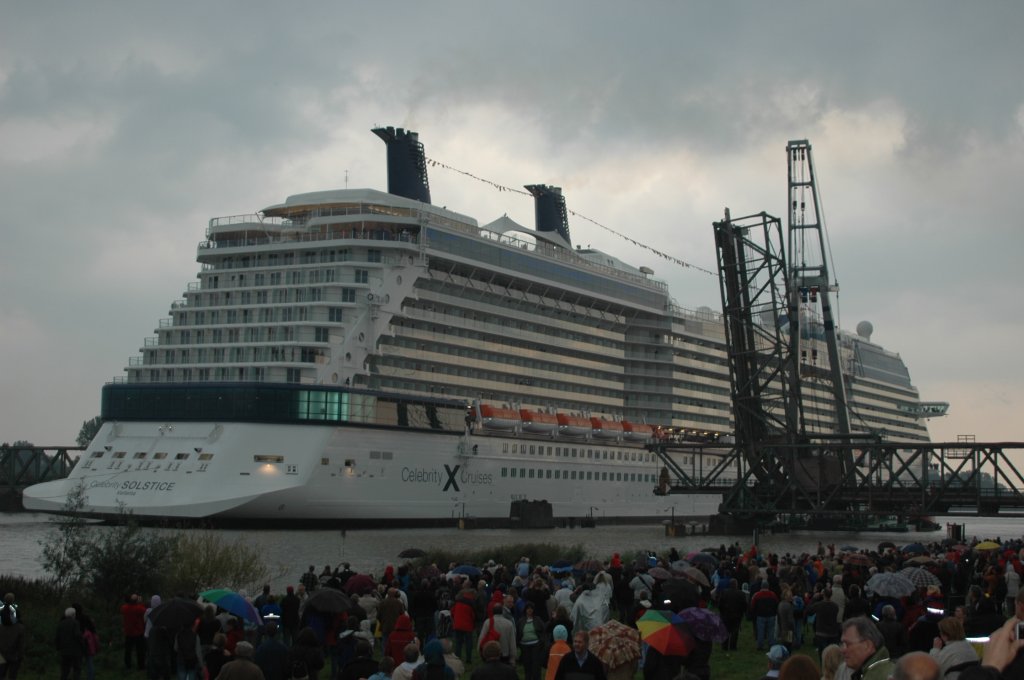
[452,596,476,632]
[121,602,147,637]
[386,614,416,666]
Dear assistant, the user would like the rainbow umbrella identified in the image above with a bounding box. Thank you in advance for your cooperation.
[636,608,694,657]
[200,589,263,625]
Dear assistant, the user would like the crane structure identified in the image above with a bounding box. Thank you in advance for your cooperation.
[652,140,1024,530]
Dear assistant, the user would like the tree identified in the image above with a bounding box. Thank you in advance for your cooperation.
[77,416,104,447]
[38,482,93,596]
[88,503,175,602]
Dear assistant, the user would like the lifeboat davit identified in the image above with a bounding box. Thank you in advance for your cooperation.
[591,418,623,439]
[520,409,558,434]
[556,414,592,437]
[478,404,521,430]
[622,421,655,441]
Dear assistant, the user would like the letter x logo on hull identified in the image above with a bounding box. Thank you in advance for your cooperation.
[443,464,460,492]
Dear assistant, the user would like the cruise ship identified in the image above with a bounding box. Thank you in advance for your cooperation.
[23,127,936,525]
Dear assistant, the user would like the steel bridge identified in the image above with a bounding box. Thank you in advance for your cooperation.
[0,445,82,511]
[651,438,1024,527]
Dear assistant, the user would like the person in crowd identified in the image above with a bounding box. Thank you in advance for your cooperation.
[478,602,516,664]
[440,638,465,679]
[367,656,395,680]
[717,578,748,651]
[174,620,204,680]
[470,641,518,680]
[55,607,84,680]
[876,604,909,661]
[122,593,148,671]
[412,639,456,680]
[806,589,841,656]
[777,588,796,651]
[287,627,325,680]
[544,625,571,680]
[929,617,979,680]
[253,623,289,680]
[280,587,301,646]
[750,583,780,651]
[451,587,477,665]
[215,640,263,680]
[517,602,545,680]
[197,605,223,653]
[553,631,605,680]
[0,598,27,680]
[74,603,99,680]
[758,644,790,680]
[891,652,939,680]
[300,566,319,594]
[834,616,893,680]
[820,644,843,680]
[778,654,820,680]
[392,643,423,680]
[339,639,377,680]
[204,633,232,680]
[386,613,417,667]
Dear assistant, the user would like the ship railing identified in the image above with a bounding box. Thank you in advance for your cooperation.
[208,214,289,229]
[198,228,422,251]
[668,303,723,324]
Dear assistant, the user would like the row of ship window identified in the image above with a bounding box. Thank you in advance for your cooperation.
[502,442,657,463]
[502,467,656,483]
[89,450,214,461]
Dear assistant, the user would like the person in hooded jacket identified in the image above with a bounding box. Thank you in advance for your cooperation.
[387,614,418,667]
[412,640,456,680]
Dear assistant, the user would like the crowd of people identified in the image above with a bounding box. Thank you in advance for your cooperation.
[4,535,1024,680]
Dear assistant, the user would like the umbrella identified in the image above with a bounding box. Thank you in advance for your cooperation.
[637,609,695,657]
[844,553,874,567]
[906,555,936,566]
[901,543,927,555]
[588,619,642,667]
[148,598,203,630]
[199,589,262,625]
[649,567,672,581]
[660,579,700,611]
[899,567,941,588]
[678,607,728,643]
[974,541,1001,551]
[878,541,896,551]
[839,545,859,552]
[685,552,718,568]
[343,574,377,595]
[302,587,353,614]
[451,564,482,579]
[668,560,689,576]
[550,559,574,574]
[398,548,426,559]
[865,572,916,598]
[679,566,710,589]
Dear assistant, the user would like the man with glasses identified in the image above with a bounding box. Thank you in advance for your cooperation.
[835,616,893,680]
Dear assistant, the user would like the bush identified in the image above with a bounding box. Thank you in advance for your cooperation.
[162,531,276,595]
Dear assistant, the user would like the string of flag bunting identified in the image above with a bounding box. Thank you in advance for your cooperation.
[426,157,716,277]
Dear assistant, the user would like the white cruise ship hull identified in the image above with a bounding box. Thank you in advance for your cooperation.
[23,420,722,523]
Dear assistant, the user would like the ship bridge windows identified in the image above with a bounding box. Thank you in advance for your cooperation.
[175,453,190,460]
[254,455,284,463]
[113,451,126,459]
[89,451,104,459]
[134,452,147,460]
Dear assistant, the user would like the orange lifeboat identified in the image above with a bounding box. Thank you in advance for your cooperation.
[591,418,623,439]
[478,404,521,430]
[520,409,558,434]
[556,414,592,437]
[622,421,655,441]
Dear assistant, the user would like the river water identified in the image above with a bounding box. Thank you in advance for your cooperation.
[4,512,1023,591]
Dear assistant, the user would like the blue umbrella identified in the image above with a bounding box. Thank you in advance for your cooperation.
[550,560,573,574]
[452,564,482,578]
[901,543,927,555]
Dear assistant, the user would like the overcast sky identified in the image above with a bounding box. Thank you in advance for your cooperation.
[1,2,1021,448]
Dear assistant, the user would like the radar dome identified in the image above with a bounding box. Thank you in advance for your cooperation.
[856,320,873,340]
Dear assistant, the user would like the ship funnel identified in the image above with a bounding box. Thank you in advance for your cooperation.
[372,126,432,204]
[525,184,571,247]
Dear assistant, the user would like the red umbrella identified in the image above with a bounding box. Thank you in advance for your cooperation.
[343,573,377,595]
[844,553,873,567]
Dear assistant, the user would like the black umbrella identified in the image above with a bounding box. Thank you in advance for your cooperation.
[302,587,353,614]
[399,548,426,559]
[149,598,203,630]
